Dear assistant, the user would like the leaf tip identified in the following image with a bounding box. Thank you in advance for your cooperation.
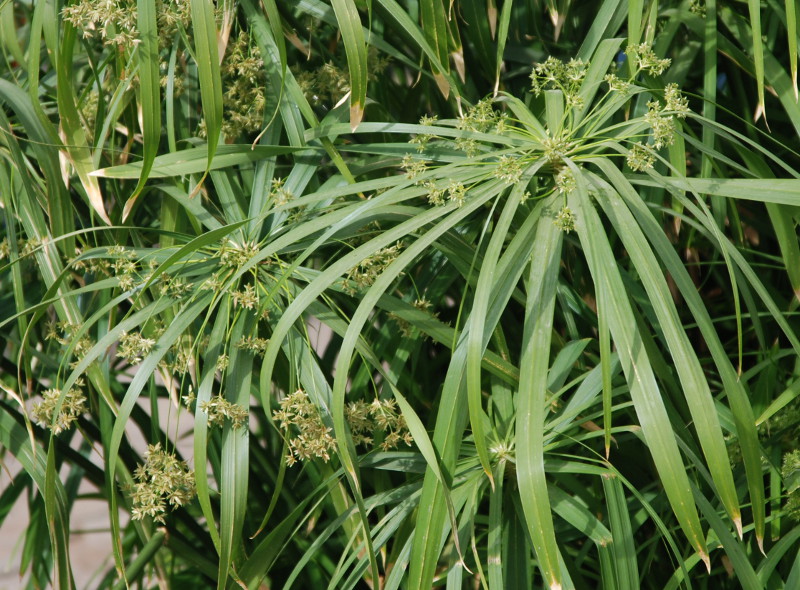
[433,73,450,99]
[699,550,711,573]
[349,103,364,132]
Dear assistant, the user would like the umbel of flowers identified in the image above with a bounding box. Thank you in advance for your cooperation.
[401,42,692,231]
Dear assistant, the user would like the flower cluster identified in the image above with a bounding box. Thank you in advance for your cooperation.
[553,206,576,233]
[409,114,439,152]
[626,83,691,170]
[232,284,259,310]
[67,248,111,276]
[273,390,414,466]
[295,48,390,108]
[457,98,502,133]
[423,179,467,207]
[345,399,413,451]
[32,383,87,434]
[45,320,94,361]
[343,242,403,294]
[273,390,337,466]
[530,57,589,107]
[531,57,588,95]
[493,155,524,184]
[627,43,672,76]
[390,297,438,337]
[215,354,230,372]
[645,100,677,149]
[219,239,260,270]
[199,395,248,429]
[235,336,270,356]
[626,143,657,172]
[555,168,576,194]
[270,178,294,206]
[159,342,192,375]
[62,0,190,48]
[689,0,707,17]
[219,32,266,139]
[782,450,800,521]
[401,154,429,180]
[111,247,140,291]
[542,133,574,165]
[117,331,156,365]
[664,83,691,117]
[62,0,138,47]
[158,273,193,298]
[130,444,196,523]
[455,98,508,155]
[603,73,631,94]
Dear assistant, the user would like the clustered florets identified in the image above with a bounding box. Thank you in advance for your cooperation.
[343,242,403,294]
[219,239,260,270]
[345,398,413,450]
[45,320,94,364]
[555,168,576,194]
[273,390,413,466]
[232,284,259,310]
[626,43,672,76]
[235,336,270,356]
[553,206,576,233]
[399,45,689,229]
[117,331,156,365]
[493,155,524,184]
[273,390,337,465]
[32,383,87,434]
[219,32,266,139]
[129,443,196,523]
[530,57,589,108]
[390,297,438,337]
[626,83,690,171]
[626,143,657,172]
[270,178,294,206]
[782,450,800,521]
[62,0,191,48]
[199,395,249,429]
[295,48,390,109]
[645,100,677,149]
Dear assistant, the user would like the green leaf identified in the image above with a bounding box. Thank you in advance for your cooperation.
[420,0,452,97]
[596,158,765,548]
[570,188,709,570]
[190,0,224,189]
[588,167,741,537]
[747,0,766,119]
[515,197,566,590]
[124,0,162,220]
[330,0,368,129]
[57,24,110,224]
[92,145,301,179]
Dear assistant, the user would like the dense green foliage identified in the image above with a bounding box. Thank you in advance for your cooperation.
[2,0,800,588]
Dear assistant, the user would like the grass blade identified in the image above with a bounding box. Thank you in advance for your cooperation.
[570,188,709,570]
[420,0,452,97]
[515,197,566,590]
[123,0,162,220]
[588,168,742,536]
[190,0,224,190]
[330,0,368,129]
[747,0,766,119]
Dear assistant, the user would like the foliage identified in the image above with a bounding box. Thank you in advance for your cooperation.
[2,0,800,588]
